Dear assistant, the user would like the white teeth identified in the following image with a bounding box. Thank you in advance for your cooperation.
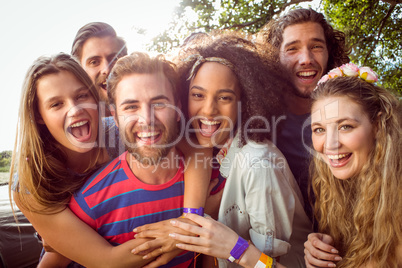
[70,121,88,128]
[137,132,159,138]
[327,154,348,160]
[298,71,316,77]
[200,119,220,125]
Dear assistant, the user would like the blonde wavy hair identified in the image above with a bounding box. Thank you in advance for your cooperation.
[9,53,108,214]
[311,76,402,267]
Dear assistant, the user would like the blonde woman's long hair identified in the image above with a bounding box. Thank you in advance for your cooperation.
[310,76,402,267]
[9,53,107,214]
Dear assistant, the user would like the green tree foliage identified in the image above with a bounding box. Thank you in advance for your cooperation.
[0,151,12,160]
[183,0,313,33]
[323,0,402,92]
[0,150,12,172]
[148,0,401,92]
[146,0,217,53]
[147,0,313,53]
[0,158,10,168]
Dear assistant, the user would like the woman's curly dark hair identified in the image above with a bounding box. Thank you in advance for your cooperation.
[259,8,350,71]
[175,31,294,146]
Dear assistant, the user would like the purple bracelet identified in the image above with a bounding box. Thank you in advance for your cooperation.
[227,236,249,262]
[183,207,204,216]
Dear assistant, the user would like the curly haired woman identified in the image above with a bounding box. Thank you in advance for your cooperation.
[305,64,402,268]
[133,32,313,268]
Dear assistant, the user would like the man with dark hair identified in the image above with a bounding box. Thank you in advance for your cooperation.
[71,22,127,156]
[71,22,127,107]
[259,8,350,218]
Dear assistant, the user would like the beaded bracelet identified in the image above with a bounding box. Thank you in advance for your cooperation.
[254,253,276,268]
[227,236,249,262]
[183,207,204,216]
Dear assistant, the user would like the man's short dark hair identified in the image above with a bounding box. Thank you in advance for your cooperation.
[71,22,127,60]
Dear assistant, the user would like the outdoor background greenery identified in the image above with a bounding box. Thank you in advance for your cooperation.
[0,151,11,184]
[141,0,401,93]
[0,151,11,173]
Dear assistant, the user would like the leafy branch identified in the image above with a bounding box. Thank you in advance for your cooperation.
[363,1,398,65]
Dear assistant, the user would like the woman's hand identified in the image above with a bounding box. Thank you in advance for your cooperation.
[304,233,342,267]
[141,249,183,268]
[131,217,196,259]
[169,213,238,259]
[170,214,288,268]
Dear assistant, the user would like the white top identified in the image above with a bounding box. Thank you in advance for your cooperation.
[217,134,312,268]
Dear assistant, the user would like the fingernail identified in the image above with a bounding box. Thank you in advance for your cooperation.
[328,264,336,267]
[131,249,136,254]
[170,220,177,225]
[143,255,149,260]
[335,256,342,261]
[169,233,176,238]
[134,234,138,238]
[133,228,137,232]
[331,249,338,254]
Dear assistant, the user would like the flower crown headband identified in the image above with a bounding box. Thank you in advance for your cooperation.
[315,63,378,90]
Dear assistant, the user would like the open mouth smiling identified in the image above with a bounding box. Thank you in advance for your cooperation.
[100,81,107,90]
[136,130,162,144]
[296,70,317,80]
[199,119,221,137]
[68,120,91,142]
[326,153,352,167]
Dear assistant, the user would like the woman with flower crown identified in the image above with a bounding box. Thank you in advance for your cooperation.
[304,63,402,268]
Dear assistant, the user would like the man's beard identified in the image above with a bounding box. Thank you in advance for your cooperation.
[123,123,178,166]
[290,85,313,99]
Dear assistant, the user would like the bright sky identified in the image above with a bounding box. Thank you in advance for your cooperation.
[0,0,183,152]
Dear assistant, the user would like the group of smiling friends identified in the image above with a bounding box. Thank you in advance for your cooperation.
[9,7,401,268]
